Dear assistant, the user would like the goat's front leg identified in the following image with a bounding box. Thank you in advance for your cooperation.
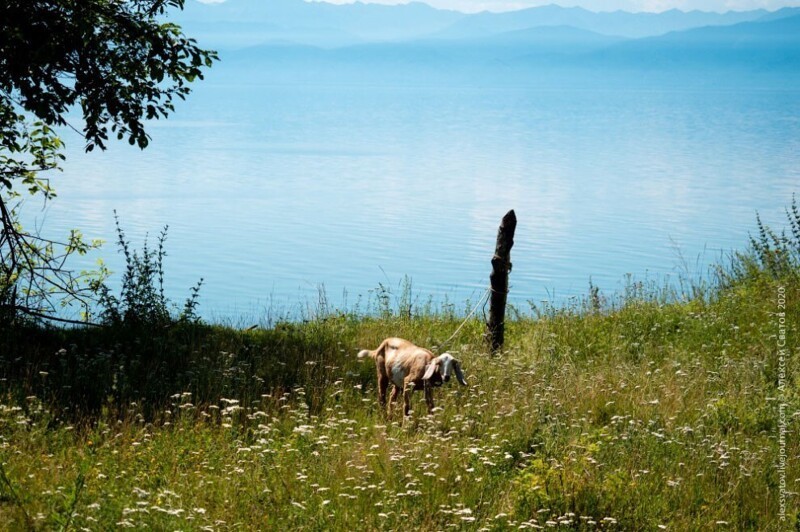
[424,383,434,414]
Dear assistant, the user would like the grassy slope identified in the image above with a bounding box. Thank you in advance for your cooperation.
[0,266,797,530]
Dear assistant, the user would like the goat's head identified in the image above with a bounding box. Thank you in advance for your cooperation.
[422,353,467,386]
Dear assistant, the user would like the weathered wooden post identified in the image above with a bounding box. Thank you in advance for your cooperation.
[486,209,516,354]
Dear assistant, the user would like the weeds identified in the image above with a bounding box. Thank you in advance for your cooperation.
[720,194,800,287]
[0,202,797,528]
[0,460,34,530]
[93,212,203,327]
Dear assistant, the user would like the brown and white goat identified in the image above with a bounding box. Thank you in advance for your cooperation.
[357,337,467,418]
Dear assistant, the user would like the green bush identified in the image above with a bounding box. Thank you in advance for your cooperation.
[94,213,202,327]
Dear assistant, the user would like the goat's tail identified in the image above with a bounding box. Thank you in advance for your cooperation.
[357,338,390,360]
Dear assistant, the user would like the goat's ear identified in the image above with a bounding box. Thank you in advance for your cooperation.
[453,359,467,386]
[422,360,438,381]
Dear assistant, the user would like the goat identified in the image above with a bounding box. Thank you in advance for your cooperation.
[357,337,467,418]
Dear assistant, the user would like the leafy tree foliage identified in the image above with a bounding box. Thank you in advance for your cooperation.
[0,0,216,323]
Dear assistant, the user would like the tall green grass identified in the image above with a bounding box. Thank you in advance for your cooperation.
[0,201,798,529]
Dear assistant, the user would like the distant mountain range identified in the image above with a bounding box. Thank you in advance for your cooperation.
[585,13,800,69]
[177,0,800,86]
[176,0,800,48]
[176,0,463,47]
[432,4,788,40]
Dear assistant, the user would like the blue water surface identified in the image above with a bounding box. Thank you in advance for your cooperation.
[26,70,800,321]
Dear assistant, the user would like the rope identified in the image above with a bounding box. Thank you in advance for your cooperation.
[435,287,491,354]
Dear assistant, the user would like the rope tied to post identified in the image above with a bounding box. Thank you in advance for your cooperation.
[434,209,517,355]
[434,287,491,354]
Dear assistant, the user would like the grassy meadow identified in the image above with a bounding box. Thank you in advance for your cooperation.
[0,207,798,530]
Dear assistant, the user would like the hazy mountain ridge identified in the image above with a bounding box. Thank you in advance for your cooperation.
[194,1,800,88]
[581,13,800,69]
[177,0,464,47]
[433,4,774,39]
[220,12,800,64]
[177,0,800,49]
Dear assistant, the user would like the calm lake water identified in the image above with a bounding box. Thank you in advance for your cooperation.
[27,71,800,321]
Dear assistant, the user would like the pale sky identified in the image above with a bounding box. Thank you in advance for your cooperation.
[199,0,800,13]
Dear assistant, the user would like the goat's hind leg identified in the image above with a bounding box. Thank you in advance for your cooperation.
[378,375,389,412]
[387,385,400,419]
[402,381,417,418]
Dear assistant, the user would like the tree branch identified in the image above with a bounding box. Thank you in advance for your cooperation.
[13,305,101,327]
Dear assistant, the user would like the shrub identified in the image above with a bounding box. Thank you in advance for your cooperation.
[93,213,202,327]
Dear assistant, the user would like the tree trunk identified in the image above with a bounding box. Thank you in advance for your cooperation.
[486,209,517,354]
